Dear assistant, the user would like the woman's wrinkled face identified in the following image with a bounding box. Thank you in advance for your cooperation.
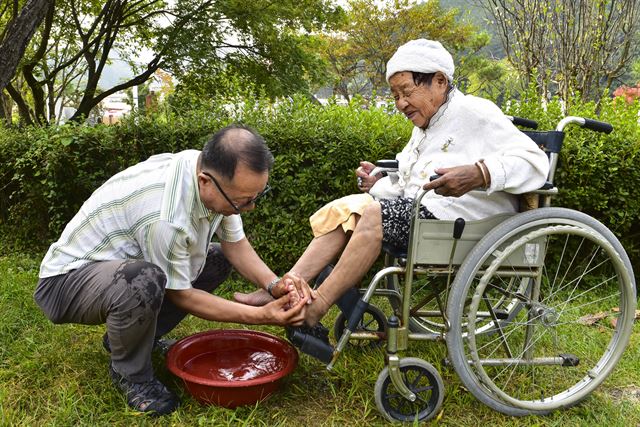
[389,71,449,128]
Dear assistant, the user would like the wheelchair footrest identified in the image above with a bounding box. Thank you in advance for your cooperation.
[286,324,334,364]
[559,353,580,367]
[494,309,510,320]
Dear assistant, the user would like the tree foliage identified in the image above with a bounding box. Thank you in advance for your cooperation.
[317,0,500,101]
[476,0,640,106]
[168,0,343,102]
[1,0,342,125]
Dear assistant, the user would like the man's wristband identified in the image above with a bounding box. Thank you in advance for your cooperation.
[266,277,280,298]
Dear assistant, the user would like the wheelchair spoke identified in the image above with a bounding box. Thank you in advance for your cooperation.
[448,210,635,413]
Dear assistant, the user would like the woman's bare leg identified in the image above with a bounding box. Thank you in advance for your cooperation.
[304,202,382,326]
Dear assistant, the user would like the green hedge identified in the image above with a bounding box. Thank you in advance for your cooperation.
[0,96,409,268]
[1,94,639,273]
[505,93,640,267]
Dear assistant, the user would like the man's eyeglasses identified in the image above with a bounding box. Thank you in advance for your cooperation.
[202,171,271,213]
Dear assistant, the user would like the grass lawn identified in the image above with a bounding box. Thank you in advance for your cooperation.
[1,253,639,426]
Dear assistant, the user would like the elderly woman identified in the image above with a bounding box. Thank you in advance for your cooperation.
[236,39,549,328]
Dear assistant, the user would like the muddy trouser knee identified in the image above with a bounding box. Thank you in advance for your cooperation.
[34,260,166,382]
[154,243,232,339]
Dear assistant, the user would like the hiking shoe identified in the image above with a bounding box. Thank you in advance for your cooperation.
[102,334,177,356]
[109,364,179,416]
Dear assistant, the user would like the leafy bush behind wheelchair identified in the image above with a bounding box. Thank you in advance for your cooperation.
[0,92,639,275]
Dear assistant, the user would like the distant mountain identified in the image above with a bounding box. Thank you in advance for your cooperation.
[440,0,485,24]
[440,0,505,58]
[99,59,135,89]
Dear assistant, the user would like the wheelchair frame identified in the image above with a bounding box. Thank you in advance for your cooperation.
[324,116,637,423]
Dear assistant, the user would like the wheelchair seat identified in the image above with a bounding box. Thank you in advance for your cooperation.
[382,243,407,260]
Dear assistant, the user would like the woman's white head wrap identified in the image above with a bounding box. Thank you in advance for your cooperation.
[385,39,455,83]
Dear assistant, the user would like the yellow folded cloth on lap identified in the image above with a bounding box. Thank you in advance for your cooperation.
[309,193,375,237]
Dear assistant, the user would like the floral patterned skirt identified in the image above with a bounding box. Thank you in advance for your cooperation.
[380,197,437,250]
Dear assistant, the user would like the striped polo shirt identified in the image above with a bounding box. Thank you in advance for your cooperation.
[39,150,245,290]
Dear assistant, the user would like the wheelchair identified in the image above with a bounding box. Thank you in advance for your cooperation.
[310,116,637,423]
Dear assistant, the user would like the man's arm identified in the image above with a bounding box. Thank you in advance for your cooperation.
[165,287,306,325]
[141,222,306,325]
[221,238,313,301]
[221,237,278,290]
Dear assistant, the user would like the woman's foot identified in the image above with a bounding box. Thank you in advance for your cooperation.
[233,288,273,306]
[304,290,331,326]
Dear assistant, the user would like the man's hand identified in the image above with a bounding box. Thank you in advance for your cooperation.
[271,271,316,305]
[355,161,378,192]
[262,292,307,325]
[422,164,486,197]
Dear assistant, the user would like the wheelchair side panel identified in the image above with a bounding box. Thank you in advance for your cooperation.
[413,213,546,267]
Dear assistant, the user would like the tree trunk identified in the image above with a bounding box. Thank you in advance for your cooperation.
[5,83,35,126]
[0,0,54,91]
[0,90,13,125]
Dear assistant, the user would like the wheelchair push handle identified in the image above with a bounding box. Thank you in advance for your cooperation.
[556,116,613,134]
[583,118,613,134]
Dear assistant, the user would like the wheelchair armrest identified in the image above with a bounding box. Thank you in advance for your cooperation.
[376,160,399,169]
[370,159,399,178]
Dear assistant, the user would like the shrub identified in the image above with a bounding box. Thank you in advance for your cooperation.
[505,91,640,267]
[0,115,227,247]
[1,92,638,273]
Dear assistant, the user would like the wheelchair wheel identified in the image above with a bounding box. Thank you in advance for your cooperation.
[447,208,636,414]
[374,357,444,423]
[333,304,387,348]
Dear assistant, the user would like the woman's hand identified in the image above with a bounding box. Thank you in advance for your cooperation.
[356,161,379,192]
[422,164,487,197]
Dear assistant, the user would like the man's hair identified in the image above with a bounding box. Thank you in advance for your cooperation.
[201,124,274,180]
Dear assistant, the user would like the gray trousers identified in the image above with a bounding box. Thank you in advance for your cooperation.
[34,243,231,382]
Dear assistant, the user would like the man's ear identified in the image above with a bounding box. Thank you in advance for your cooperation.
[197,172,208,186]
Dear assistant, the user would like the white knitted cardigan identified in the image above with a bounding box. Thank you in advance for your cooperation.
[369,89,550,221]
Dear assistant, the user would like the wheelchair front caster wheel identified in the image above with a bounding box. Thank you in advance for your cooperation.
[333,304,387,348]
[374,357,444,423]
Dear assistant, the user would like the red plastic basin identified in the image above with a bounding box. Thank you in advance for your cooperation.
[166,329,298,408]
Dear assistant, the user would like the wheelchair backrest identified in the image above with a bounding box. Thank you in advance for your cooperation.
[522,130,565,187]
[522,130,565,155]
